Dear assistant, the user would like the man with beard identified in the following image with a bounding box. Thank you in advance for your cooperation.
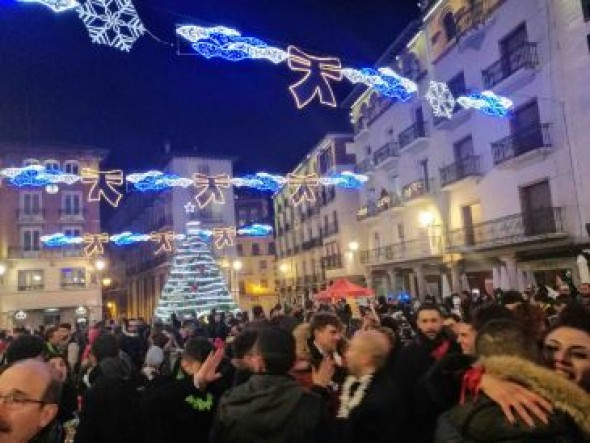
[394,303,460,442]
[0,359,61,443]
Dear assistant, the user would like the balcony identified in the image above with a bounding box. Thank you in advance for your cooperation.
[17,209,45,223]
[446,207,566,252]
[492,124,552,168]
[398,121,428,151]
[6,247,83,259]
[355,158,374,174]
[59,208,87,222]
[373,142,400,167]
[322,254,343,270]
[61,282,87,289]
[482,42,539,90]
[402,179,433,204]
[321,222,339,238]
[302,237,323,251]
[357,192,404,222]
[18,284,44,292]
[440,155,482,189]
[360,237,442,265]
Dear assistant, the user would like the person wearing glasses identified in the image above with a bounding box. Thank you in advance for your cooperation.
[0,359,62,443]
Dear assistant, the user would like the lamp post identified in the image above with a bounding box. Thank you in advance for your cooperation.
[232,260,242,306]
[0,262,6,286]
[94,258,107,321]
[279,263,289,303]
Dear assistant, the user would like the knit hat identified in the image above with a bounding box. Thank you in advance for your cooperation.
[145,345,164,367]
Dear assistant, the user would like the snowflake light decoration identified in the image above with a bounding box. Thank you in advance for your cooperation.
[77,0,145,52]
[425,81,456,119]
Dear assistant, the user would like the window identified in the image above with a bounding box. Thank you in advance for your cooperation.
[64,161,79,175]
[18,270,44,291]
[397,223,405,241]
[520,180,556,236]
[420,159,430,189]
[510,100,543,153]
[442,11,457,41]
[374,232,381,250]
[236,244,244,256]
[448,72,467,99]
[44,160,60,172]
[260,279,268,289]
[23,158,39,167]
[453,136,474,162]
[584,0,590,21]
[259,260,267,270]
[22,229,41,251]
[318,148,333,174]
[64,227,82,238]
[63,192,82,215]
[61,268,86,288]
[21,192,42,215]
[252,243,261,256]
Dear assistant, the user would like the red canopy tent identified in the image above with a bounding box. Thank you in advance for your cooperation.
[314,278,374,301]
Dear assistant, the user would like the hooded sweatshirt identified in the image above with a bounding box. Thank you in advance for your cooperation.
[210,374,329,443]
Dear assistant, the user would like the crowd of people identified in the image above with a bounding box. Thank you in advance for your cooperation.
[0,287,589,443]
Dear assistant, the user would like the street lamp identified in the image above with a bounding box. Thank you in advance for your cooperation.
[231,260,242,306]
[418,210,435,228]
[95,258,107,271]
[102,277,112,287]
[348,241,359,252]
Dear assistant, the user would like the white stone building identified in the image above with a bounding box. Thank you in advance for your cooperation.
[274,134,363,303]
[347,0,590,298]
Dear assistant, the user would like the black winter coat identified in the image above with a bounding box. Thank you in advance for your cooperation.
[141,373,221,443]
[209,374,330,443]
[74,357,144,443]
[335,370,406,443]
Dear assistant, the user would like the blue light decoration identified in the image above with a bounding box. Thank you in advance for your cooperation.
[77,0,145,52]
[397,291,412,303]
[232,173,286,192]
[320,171,368,189]
[127,171,193,192]
[341,67,417,101]
[0,165,80,187]
[18,0,80,12]
[237,224,273,237]
[110,232,151,246]
[457,90,513,117]
[176,25,288,64]
[40,233,83,247]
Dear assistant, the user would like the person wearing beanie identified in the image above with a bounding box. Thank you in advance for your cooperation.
[142,345,165,381]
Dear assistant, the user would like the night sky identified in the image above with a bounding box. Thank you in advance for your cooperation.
[0,0,419,174]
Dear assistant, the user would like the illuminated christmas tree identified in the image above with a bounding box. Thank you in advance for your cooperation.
[155,222,237,321]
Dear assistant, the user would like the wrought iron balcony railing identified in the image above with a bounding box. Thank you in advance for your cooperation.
[399,121,428,149]
[492,123,551,166]
[402,179,431,201]
[446,207,565,251]
[373,142,400,166]
[482,41,539,89]
[440,155,481,187]
[322,254,343,270]
[357,192,404,221]
[302,237,323,251]
[18,284,44,292]
[321,222,339,237]
[360,237,442,265]
[355,157,373,174]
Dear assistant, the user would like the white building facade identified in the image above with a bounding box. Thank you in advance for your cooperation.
[274,134,364,303]
[348,0,590,298]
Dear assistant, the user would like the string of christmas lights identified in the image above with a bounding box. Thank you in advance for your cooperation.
[1,167,368,208]
[39,223,274,256]
[15,1,515,115]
